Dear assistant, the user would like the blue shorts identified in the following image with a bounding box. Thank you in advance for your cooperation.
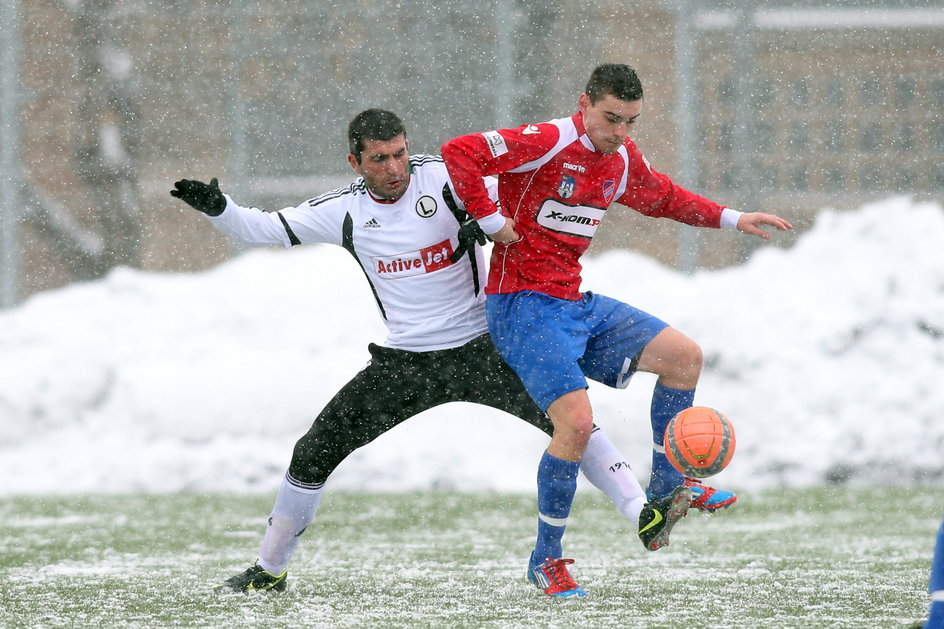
[486,291,668,411]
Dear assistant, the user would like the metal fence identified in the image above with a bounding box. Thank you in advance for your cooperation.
[1,0,942,305]
[674,0,944,268]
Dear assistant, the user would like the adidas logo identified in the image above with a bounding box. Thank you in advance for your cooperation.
[363,218,381,228]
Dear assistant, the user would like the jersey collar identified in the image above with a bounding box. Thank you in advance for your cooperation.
[366,174,411,205]
[572,112,597,152]
[367,190,398,204]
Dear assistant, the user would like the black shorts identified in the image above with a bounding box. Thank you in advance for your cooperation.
[287,334,550,488]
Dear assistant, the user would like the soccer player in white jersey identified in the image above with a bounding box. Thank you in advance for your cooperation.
[171,109,683,595]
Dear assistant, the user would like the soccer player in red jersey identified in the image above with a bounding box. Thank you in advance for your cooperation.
[442,63,792,596]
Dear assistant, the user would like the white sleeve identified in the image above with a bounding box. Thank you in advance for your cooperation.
[476,210,508,235]
[485,175,499,203]
[719,207,743,231]
[446,175,499,213]
[445,174,505,232]
[205,195,295,248]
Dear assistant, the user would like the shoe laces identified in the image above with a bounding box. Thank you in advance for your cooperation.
[543,558,579,590]
[684,477,707,493]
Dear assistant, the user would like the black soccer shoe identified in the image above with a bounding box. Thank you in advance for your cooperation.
[638,485,692,551]
[213,563,287,593]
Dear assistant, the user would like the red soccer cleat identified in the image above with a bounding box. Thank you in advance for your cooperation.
[685,477,737,511]
[527,557,588,598]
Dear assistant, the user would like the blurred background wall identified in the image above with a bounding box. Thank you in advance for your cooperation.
[0,0,942,305]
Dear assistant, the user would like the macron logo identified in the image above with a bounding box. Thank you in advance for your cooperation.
[373,239,455,278]
[563,162,586,173]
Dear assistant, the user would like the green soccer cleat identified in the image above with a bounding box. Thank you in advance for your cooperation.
[213,563,287,593]
[638,485,692,551]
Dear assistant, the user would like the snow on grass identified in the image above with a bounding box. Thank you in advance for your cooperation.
[1,489,933,628]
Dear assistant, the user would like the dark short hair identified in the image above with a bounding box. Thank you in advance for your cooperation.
[585,63,644,104]
[347,109,407,162]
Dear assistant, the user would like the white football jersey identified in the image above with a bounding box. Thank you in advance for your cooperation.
[207,155,493,351]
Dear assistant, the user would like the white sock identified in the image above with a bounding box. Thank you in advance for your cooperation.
[257,473,323,576]
[581,429,647,524]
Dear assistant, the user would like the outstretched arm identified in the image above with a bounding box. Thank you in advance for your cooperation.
[736,212,794,240]
[170,178,226,216]
[170,177,309,247]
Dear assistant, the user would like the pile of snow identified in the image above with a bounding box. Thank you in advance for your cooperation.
[1,196,941,496]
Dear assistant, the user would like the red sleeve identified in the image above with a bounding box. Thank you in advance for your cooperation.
[441,123,559,221]
[617,142,725,228]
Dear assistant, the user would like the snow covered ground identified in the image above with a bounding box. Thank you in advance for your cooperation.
[1,196,941,496]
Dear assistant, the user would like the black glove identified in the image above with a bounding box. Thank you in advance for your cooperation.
[449,218,490,263]
[170,177,227,217]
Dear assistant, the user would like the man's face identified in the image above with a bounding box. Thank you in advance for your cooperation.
[348,134,410,201]
[578,92,643,154]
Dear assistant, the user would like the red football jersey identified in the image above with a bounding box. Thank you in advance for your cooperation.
[441,113,727,300]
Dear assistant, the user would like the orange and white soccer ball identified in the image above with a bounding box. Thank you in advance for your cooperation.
[664,406,736,478]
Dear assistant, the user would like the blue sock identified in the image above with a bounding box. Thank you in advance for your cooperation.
[531,451,580,565]
[647,382,695,499]
[926,518,944,627]
[928,602,944,629]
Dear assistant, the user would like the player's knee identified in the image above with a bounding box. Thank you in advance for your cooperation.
[662,333,702,375]
[288,435,336,486]
[669,341,702,388]
[547,390,594,453]
[682,339,703,375]
[642,327,703,382]
[556,410,594,448]
[572,416,594,448]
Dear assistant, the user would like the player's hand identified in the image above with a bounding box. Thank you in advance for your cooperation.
[170,178,227,217]
[488,217,520,244]
[736,212,793,240]
[449,218,490,263]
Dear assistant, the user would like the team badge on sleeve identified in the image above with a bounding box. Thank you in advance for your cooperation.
[482,131,508,158]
